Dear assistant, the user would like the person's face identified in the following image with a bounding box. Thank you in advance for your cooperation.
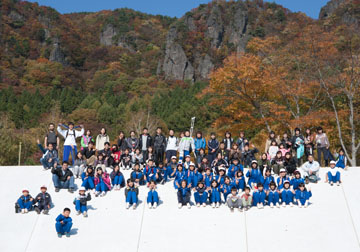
[99,155,103,160]
[149,161,153,166]
[226,133,230,138]
[280,172,286,177]
[49,124,55,131]
[150,182,155,189]
[89,143,93,148]
[244,146,249,151]
[306,129,310,134]
[206,169,210,175]
[63,211,70,217]
[79,190,85,195]
[296,130,300,135]
[48,144,53,150]
[125,149,129,154]
[77,153,82,159]
[245,189,250,194]
[233,160,238,165]
[295,173,300,179]
[181,181,186,188]
[131,132,135,137]
[308,156,314,162]
[318,129,323,134]
[258,186,263,191]
[198,183,204,189]
[41,188,47,193]
[143,129,148,134]
[86,130,91,136]
[225,178,230,184]
[276,153,282,158]
[120,133,124,138]
[115,166,119,172]
[339,151,344,155]
[196,133,201,138]
[211,181,217,187]
[157,128,162,134]
[101,128,106,134]
[211,135,215,139]
[62,164,68,170]
[200,149,205,154]
[97,170,102,175]
[185,157,190,162]
[135,149,140,154]
[240,132,244,138]
[270,133,275,138]
[299,186,305,191]
[251,163,257,169]
[134,165,139,171]
[185,131,190,137]
[220,143,225,149]
[69,124,74,130]
[23,191,29,196]
[219,170,225,176]
[262,154,267,159]
[129,181,134,187]
[270,185,275,190]
[284,183,290,189]
[265,171,271,177]
[283,133,288,138]
[285,154,291,159]
[330,164,335,168]
[189,165,194,170]
[178,166,183,171]
[231,190,237,195]
[169,130,174,136]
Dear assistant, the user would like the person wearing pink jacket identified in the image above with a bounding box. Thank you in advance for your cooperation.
[94,167,111,197]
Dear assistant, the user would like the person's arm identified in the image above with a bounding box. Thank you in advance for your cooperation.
[96,135,100,150]
[81,136,86,148]
[37,140,46,154]
[57,125,66,138]
[44,135,48,148]
[75,126,85,138]
[56,135,60,150]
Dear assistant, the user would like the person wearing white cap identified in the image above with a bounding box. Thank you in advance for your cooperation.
[16,189,34,214]
[325,160,341,186]
[299,155,320,182]
[187,162,199,188]
[277,168,290,190]
[246,160,262,189]
[75,186,91,217]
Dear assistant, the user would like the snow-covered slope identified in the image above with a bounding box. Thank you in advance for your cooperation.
[0,166,359,252]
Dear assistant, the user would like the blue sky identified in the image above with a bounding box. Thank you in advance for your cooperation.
[27,0,330,19]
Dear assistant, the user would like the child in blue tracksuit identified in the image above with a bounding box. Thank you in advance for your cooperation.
[143,160,160,184]
[209,180,221,208]
[81,166,95,190]
[291,170,304,190]
[16,189,34,214]
[55,208,72,238]
[110,165,125,190]
[253,183,266,208]
[147,180,159,209]
[246,160,263,189]
[172,164,187,189]
[177,180,191,209]
[335,149,347,169]
[158,162,167,184]
[165,156,177,182]
[267,181,280,208]
[203,167,214,188]
[277,168,290,190]
[208,133,219,164]
[125,179,139,209]
[281,180,295,207]
[232,170,245,192]
[227,159,243,179]
[216,167,226,186]
[187,162,199,188]
[131,163,145,186]
[74,187,91,217]
[295,183,312,208]
[327,160,341,186]
[193,181,208,207]
[221,176,232,202]
[262,168,275,191]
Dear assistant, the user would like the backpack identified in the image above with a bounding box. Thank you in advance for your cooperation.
[308,174,318,183]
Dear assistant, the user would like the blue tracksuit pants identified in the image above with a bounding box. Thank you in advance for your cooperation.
[126,191,138,204]
[253,191,266,206]
[17,199,32,210]
[82,177,95,190]
[210,190,221,203]
[194,192,208,204]
[328,171,340,183]
[55,222,72,234]
[112,175,124,186]
[281,190,294,204]
[63,145,77,165]
[75,200,87,213]
[268,191,280,205]
[95,181,108,192]
[147,191,159,205]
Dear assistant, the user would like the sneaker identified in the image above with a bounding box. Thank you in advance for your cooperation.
[83,211,88,217]
[260,203,264,209]
[187,203,191,209]
[202,203,206,207]
[216,202,220,208]
[153,203,157,209]
[95,191,100,197]
[148,203,152,209]
[282,203,286,208]
[24,209,28,213]
[21,209,25,214]
[57,233,62,238]
[55,188,60,192]
[68,188,74,193]
[246,206,250,211]
[196,203,200,208]
[160,179,165,185]
[126,203,130,209]
[239,207,243,212]
[298,204,303,208]
[43,210,49,215]
[270,203,274,208]
[211,203,215,208]
[257,204,261,209]
[330,181,334,186]
[289,202,293,207]
[133,204,137,210]
[336,182,340,186]
[230,207,234,212]
[100,192,106,197]
[35,207,40,214]
[304,201,309,208]
[65,232,70,238]
[178,203,182,209]
[276,203,280,208]
[76,211,81,215]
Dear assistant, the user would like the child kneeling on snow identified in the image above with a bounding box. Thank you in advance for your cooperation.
[94,167,111,197]
[325,160,341,186]
[193,181,208,207]
[267,181,280,208]
[147,180,159,209]
[74,186,91,217]
[15,189,34,214]
[253,183,266,209]
[280,180,295,207]
[55,208,72,238]
[295,183,312,208]
[178,180,191,209]
[227,187,242,212]
[34,185,52,214]
[125,179,139,209]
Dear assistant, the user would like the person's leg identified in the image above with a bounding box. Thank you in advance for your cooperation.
[52,174,60,189]
[40,158,48,169]
[80,205,87,213]
[324,149,329,167]
[75,200,81,211]
[194,192,200,204]
[274,192,280,204]
[96,183,101,192]
[177,191,183,204]
[63,222,72,233]
[131,191,138,204]
[253,193,259,206]
[317,147,323,166]
[55,222,64,234]
[63,146,71,163]
[147,191,152,204]
[69,176,75,189]
[227,198,234,208]
[201,192,208,204]
[100,181,107,192]
[268,192,274,205]
[70,146,77,165]
[17,199,25,209]
[126,192,132,203]
[153,191,159,204]
[335,172,341,183]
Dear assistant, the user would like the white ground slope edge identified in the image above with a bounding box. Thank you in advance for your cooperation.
[0,166,359,252]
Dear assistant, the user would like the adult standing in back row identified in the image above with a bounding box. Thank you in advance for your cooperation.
[139,128,152,159]
[96,128,109,152]
[153,127,166,165]
[57,122,84,165]
[45,123,60,151]
[315,127,330,167]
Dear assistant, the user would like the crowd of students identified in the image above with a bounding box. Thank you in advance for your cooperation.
[15,122,348,237]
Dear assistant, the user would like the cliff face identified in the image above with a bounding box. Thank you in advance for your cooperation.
[319,0,359,26]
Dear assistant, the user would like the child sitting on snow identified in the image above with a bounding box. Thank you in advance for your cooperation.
[74,186,91,217]
[15,188,34,214]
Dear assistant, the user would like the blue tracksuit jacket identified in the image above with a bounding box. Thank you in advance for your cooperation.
[227,164,243,179]
[295,189,312,205]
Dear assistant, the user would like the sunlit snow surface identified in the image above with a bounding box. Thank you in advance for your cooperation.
[1,166,359,252]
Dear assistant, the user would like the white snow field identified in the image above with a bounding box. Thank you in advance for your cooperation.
[0,166,359,252]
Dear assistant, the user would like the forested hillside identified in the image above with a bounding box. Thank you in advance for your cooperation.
[0,0,359,165]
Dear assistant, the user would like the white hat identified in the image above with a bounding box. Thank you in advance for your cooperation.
[185,155,191,158]
[330,160,336,165]
[189,162,195,167]
[171,156,177,160]
[219,166,226,171]
[79,186,86,191]
[280,168,286,173]
[251,160,258,164]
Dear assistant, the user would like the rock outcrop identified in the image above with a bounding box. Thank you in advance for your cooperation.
[100,24,136,52]
[319,0,358,26]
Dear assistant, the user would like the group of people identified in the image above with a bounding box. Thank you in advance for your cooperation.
[15,122,348,237]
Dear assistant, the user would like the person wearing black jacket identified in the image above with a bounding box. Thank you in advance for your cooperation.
[51,161,75,193]
[139,128,152,159]
[242,143,259,168]
[34,185,52,214]
[153,127,166,165]
[117,131,128,151]
[284,152,297,175]
[126,131,139,152]
[81,141,96,166]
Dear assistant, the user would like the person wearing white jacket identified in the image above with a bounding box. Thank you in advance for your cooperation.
[57,122,84,165]
[165,129,178,164]
[178,130,195,160]
[299,155,320,181]
[325,160,341,186]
